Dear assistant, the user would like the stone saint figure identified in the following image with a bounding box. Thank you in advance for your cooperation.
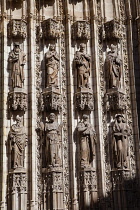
[45,113,62,167]
[74,43,91,89]
[113,114,129,169]
[105,44,122,89]
[9,42,26,88]
[77,115,96,167]
[45,44,59,88]
[9,116,27,169]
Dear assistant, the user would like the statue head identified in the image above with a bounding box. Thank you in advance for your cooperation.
[49,44,56,51]
[16,116,22,126]
[110,44,117,53]
[83,114,89,122]
[80,43,86,53]
[115,114,124,123]
[48,113,56,122]
[14,42,20,52]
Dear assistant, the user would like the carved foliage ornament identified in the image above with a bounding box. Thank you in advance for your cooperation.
[8,19,27,38]
[72,21,90,40]
[8,91,27,111]
[76,91,94,111]
[9,173,27,193]
[41,18,60,39]
[106,91,126,111]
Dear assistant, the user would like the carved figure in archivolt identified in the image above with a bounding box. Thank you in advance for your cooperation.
[45,113,62,167]
[74,43,91,89]
[9,116,27,169]
[45,44,59,88]
[105,44,122,89]
[77,115,96,167]
[112,114,129,169]
[9,42,26,88]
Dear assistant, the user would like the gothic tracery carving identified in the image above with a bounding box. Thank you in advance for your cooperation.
[41,18,60,39]
[72,21,90,40]
[8,19,27,39]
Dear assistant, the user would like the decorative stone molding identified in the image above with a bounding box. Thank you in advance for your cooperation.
[42,87,61,112]
[72,21,90,40]
[75,89,94,111]
[8,19,27,39]
[100,20,122,41]
[106,89,126,111]
[8,89,27,112]
[41,18,60,39]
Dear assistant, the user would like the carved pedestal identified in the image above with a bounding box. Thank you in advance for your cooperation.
[8,170,27,210]
[106,89,126,111]
[75,88,94,111]
[103,20,122,41]
[41,18,60,39]
[8,19,27,39]
[72,21,90,40]
[8,89,27,112]
[43,167,63,210]
[80,168,97,210]
[42,87,61,112]
[111,169,137,210]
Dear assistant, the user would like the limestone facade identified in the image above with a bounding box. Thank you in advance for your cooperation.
[0,0,140,210]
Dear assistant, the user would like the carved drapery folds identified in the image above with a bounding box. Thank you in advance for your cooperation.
[112,114,130,170]
[8,43,27,112]
[9,116,27,171]
[72,21,90,40]
[41,18,60,39]
[74,43,94,110]
[77,115,96,168]
[8,19,27,39]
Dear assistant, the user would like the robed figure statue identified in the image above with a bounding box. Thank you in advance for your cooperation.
[9,42,26,88]
[77,114,96,167]
[9,116,27,169]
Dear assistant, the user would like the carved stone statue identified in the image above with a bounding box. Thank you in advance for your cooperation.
[105,44,122,89]
[9,116,27,169]
[112,114,129,169]
[45,113,62,167]
[74,43,91,89]
[9,42,26,88]
[77,115,96,167]
[45,44,59,88]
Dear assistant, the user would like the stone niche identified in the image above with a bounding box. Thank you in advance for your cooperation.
[106,88,126,111]
[75,88,94,111]
[72,21,90,40]
[8,19,27,39]
[8,88,27,112]
[42,87,62,112]
[41,18,60,39]
[101,19,122,41]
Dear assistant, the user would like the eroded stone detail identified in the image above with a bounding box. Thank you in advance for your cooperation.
[106,89,126,111]
[72,21,90,40]
[75,89,94,111]
[77,115,96,168]
[42,88,61,112]
[8,19,27,38]
[41,18,60,39]
[8,90,27,111]
[9,116,27,170]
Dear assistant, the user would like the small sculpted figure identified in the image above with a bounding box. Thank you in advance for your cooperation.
[74,43,91,89]
[45,44,59,88]
[113,114,129,169]
[77,114,96,167]
[105,44,122,89]
[9,42,26,88]
[9,116,27,169]
[45,113,62,167]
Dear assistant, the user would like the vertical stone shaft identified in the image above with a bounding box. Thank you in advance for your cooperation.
[64,0,79,209]
[28,0,37,209]
[90,0,106,198]
[0,0,8,209]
